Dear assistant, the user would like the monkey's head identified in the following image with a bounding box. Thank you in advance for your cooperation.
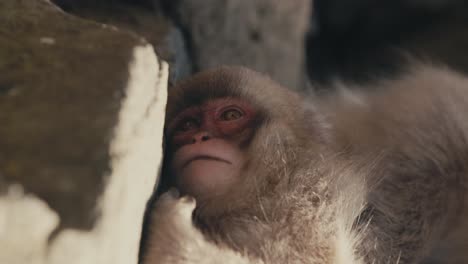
[160,66,328,217]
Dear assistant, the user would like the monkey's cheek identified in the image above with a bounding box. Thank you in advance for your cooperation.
[177,160,236,197]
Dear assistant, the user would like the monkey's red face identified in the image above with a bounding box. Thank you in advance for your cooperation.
[168,98,256,199]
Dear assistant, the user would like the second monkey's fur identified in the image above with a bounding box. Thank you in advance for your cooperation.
[143,63,468,264]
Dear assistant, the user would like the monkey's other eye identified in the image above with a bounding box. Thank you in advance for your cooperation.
[175,118,199,133]
[220,108,243,121]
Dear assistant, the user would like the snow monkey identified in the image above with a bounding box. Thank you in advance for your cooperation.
[141,64,468,264]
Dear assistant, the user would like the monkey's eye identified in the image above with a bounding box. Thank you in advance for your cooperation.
[220,108,243,121]
[175,118,199,132]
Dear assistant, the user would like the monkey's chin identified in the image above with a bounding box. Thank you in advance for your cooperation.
[177,159,237,198]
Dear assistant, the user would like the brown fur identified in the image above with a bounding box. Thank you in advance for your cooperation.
[142,64,468,264]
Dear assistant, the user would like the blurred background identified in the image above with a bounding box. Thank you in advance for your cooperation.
[51,0,468,90]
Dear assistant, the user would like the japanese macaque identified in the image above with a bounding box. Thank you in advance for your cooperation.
[141,64,468,264]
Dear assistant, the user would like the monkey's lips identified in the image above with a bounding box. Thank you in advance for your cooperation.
[182,155,232,169]
[174,153,238,198]
[172,141,240,171]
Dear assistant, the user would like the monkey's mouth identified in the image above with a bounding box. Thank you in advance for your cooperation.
[182,156,231,169]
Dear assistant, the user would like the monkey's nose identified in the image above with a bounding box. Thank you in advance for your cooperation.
[191,132,211,143]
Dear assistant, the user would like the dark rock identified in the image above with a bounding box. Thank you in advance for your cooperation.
[307,0,468,84]
[51,0,189,84]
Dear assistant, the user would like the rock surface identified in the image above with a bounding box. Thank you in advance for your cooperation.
[0,0,167,263]
[50,0,311,88]
[50,0,192,84]
[164,0,311,90]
